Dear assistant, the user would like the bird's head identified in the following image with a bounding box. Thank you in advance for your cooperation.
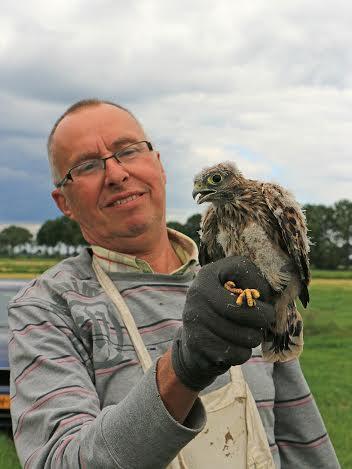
[192,161,244,205]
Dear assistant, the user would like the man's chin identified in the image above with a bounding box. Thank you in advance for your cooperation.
[81,221,150,246]
[125,222,150,237]
[111,218,155,239]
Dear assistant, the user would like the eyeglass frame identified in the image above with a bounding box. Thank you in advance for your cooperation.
[55,140,154,188]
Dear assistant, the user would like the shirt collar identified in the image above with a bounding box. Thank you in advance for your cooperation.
[91,228,199,275]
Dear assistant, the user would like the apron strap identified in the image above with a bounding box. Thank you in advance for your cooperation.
[92,256,153,372]
[92,256,187,468]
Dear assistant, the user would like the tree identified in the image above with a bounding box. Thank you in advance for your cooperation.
[183,214,202,245]
[37,217,86,247]
[304,200,352,269]
[167,221,185,233]
[304,204,342,269]
[167,214,201,245]
[0,226,33,255]
[34,201,351,268]
[332,199,352,268]
[37,220,58,247]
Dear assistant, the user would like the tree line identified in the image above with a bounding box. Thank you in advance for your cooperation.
[0,218,86,257]
[0,199,351,269]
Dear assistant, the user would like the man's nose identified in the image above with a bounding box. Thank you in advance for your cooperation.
[103,156,130,186]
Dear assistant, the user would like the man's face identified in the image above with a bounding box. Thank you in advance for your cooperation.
[51,104,167,249]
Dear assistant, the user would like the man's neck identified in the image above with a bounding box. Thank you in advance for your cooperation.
[130,227,182,273]
[95,226,182,274]
[140,238,182,274]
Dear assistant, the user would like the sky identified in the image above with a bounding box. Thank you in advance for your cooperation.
[1,0,352,232]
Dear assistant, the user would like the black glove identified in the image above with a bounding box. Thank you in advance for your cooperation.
[171,256,275,391]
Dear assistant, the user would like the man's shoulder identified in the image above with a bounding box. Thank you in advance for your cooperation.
[10,248,94,306]
[41,248,93,281]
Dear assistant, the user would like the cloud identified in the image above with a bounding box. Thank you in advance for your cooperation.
[0,0,351,223]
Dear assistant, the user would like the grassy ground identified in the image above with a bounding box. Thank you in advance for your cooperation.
[0,432,20,469]
[311,269,352,279]
[0,258,350,279]
[299,279,352,468]
[0,257,61,278]
[0,264,350,467]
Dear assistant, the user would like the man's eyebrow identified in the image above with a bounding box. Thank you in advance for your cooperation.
[110,137,140,149]
[73,138,140,164]
[73,152,101,165]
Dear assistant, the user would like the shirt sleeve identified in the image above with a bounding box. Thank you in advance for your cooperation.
[273,358,340,468]
[9,300,205,469]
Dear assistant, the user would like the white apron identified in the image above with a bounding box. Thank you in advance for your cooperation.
[93,258,275,469]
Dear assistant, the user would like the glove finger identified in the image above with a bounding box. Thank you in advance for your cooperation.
[217,323,263,349]
[188,281,275,328]
[201,332,253,368]
[216,257,273,300]
[186,280,275,328]
[213,344,252,367]
[223,299,275,327]
[197,312,263,348]
[200,256,271,296]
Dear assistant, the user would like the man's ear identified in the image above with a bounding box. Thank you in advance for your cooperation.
[156,152,167,184]
[51,189,76,220]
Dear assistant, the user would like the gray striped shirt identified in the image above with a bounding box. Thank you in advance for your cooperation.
[9,248,339,468]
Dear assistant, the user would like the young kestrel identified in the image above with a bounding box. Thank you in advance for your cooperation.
[193,162,310,362]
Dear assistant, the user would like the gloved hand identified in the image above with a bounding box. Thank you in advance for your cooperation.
[171,256,275,391]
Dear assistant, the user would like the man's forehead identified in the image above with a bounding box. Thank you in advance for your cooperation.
[52,104,145,158]
[55,104,142,139]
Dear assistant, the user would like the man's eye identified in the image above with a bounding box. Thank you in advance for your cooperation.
[76,160,100,175]
[119,145,142,158]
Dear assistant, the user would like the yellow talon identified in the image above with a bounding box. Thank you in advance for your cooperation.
[236,291,245,306]
[224,281,260,307]
[224,281,243,295]
[246,289,254,306]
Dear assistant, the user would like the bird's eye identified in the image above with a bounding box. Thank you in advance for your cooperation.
[207,173,223,185]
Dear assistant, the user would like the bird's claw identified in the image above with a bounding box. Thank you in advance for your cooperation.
[224,281,260,307]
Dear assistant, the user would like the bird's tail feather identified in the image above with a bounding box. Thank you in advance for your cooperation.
[261,307,304,362]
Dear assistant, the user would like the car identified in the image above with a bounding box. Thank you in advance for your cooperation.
[0,279,28,429]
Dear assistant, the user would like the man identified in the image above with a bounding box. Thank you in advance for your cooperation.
[9,99,339,468]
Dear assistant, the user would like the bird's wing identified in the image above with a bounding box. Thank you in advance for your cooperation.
[262,182,310,306]
[198,205,225,266]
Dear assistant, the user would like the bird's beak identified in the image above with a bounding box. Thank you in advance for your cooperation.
[192,187,200,200]
[192,185,216,204]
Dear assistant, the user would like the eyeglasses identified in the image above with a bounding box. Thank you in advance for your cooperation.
[55,140,153,188]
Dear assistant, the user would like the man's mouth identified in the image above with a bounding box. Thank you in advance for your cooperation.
[111,194,141,207]
[105,192,145,208]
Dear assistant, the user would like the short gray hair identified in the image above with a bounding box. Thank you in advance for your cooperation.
[47,98,140,183]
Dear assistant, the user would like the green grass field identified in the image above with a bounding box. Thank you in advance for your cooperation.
[299,279,352,468]
[311,269,352,280]
[1,257,350,279]
[0,257,61,278]
[0,262,350,467]
[0,432,20,469]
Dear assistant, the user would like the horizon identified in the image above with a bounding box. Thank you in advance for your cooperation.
[1,195,350,238]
